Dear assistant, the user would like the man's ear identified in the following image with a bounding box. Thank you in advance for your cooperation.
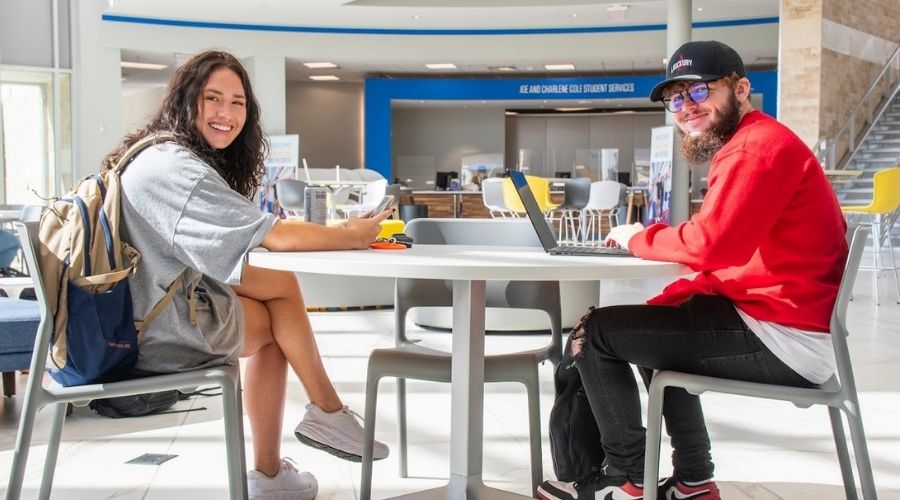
[735,77,752,102]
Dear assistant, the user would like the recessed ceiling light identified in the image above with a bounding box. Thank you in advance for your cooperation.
[426,63,457,70]
[555,107,591,112]
[696,7,703,11]
[309,75,340,81]
[545,64,576,71]
[571,13,578,18]
[606,4,629,12]
[120,61,167,70]
[304,62,337,69]
[489,66,517,72]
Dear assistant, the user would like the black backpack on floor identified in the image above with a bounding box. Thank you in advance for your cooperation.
[548,361,606,482]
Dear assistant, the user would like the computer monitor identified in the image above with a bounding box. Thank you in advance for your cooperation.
[434,171,457,191]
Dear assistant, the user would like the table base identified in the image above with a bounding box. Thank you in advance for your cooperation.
[384,476,531,499]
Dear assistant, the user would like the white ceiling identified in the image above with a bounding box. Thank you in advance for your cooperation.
[109,0,780,90]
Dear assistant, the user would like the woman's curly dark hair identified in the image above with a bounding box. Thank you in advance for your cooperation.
[102,50,267,199]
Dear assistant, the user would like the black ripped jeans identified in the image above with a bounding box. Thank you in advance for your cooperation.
[565,294,814,483]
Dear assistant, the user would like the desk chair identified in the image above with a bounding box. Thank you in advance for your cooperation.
[580,181,625,244]
[6,222,248,500]
[841,166,900,305]
[274,179,308,218]
[643,225,876,500]
[360,218,563,499]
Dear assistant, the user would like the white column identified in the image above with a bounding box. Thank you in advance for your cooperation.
[666,0,692,225]
[243,55,286,136]
[72,0,122,177]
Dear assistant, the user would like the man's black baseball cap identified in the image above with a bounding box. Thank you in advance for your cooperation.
[649,40,746,102]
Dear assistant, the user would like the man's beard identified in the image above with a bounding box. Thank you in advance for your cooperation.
[680,91,742,165]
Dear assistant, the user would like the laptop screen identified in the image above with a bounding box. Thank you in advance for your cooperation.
[507,170,560,252]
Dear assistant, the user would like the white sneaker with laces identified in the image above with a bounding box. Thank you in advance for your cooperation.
[294,403,389,462]
[248,457,318,500]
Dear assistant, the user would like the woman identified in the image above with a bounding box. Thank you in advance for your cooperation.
[105,50,391,500]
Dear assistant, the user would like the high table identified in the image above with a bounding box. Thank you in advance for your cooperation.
[249,245,688,499]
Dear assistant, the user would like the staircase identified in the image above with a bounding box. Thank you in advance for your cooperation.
[836,89,900,206]
[818,46,900,246]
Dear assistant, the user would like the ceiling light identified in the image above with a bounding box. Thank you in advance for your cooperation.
[309,75,340,81]
[545,64,575,71]
[606,4,629,12]
[304,62,337,69]
[696,7,704,11]
[426,63,457,70]
[489,66,517,72]
[555,107,591,112]
[120,61,168,70]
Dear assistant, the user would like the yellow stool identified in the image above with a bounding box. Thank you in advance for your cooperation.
[377,219,405,239]
[841,166,900,304]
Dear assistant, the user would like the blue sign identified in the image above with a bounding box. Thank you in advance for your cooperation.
[364,71,777,178]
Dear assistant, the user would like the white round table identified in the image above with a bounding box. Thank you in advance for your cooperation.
[249,244,688,499]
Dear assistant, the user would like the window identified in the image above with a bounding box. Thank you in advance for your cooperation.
[0,69,72,203]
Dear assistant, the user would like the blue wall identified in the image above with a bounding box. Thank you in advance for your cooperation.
[364,71,777,178]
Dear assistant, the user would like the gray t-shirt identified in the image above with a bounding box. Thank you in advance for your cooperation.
[120,142,277,373]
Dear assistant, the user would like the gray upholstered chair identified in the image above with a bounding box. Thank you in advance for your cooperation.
[643,225,877,500]
[360,218,563,499]
[6,222,248,500]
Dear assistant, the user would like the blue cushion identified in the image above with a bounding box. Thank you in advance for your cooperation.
[0,297,40,355]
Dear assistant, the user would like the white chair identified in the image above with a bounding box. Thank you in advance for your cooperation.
[643,225,877,500]
[580,181,625,244]
[342,178,388,217]
[18,205,44,223]
[360,218,563,499]
[481,177,512,218]
[274,179,308,218]
[6,221,248,500]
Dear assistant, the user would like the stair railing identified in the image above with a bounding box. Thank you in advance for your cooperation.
[817,45,900,171]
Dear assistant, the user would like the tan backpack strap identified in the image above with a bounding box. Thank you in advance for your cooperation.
[114,132,178,175]
[135,273,183,336]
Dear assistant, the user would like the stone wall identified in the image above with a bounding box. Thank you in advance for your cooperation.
[778,0,899,147]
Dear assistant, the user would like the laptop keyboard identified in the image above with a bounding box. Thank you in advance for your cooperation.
[550,245,633,257]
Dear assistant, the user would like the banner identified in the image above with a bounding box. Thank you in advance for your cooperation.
[648,126,674,225]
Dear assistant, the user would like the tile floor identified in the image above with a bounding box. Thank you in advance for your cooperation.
[1,269,899,499]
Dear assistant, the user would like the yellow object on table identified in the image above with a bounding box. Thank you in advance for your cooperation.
[377,219,405,239]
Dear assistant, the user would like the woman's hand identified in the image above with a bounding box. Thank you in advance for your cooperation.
[344,209,393,249]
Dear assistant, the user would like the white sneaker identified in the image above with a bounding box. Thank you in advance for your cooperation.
[294,403,389,462]
[248,457,318,500]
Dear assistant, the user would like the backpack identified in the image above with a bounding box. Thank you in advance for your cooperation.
[548,360,606,483]
[89,387,222,418]
[38,133,181,387]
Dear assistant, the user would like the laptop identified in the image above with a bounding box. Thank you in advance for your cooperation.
[507,170,633,257]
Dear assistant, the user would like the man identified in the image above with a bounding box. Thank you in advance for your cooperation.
[537,41,847,500]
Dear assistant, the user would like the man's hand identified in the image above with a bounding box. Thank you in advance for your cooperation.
[605,222,644,250]
[344,209,392,249]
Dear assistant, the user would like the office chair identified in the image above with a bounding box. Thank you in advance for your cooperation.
[6,222,248,500]
[841,166,900,305]
[643,225,877,500]
[360,218,564,499]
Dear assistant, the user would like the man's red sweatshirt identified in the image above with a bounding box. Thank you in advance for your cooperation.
[629,110,848,333]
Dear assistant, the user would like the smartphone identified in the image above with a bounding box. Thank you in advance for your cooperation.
[366,195,396,217]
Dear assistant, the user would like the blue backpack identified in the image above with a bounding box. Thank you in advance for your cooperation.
[38,133,180,386]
